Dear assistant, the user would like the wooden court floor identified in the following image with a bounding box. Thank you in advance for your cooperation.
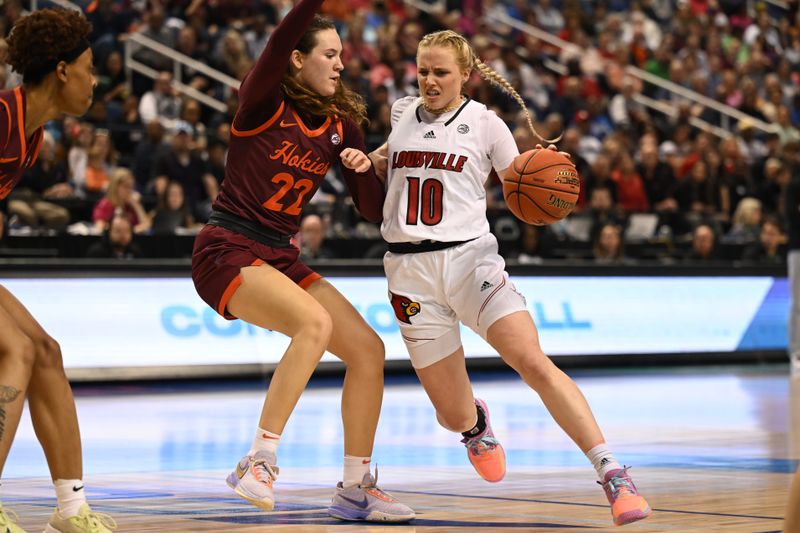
[2,366,797,532]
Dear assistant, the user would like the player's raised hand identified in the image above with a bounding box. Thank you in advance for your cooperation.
[340,148,372,173]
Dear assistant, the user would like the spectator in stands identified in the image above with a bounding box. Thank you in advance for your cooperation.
[150,180,198,234]
[674,159,722,226]
[181,99,207,153]
[299,214,334,261]
[94,50,128,117]
[7,131,71,231]
[776,105,800,146]
[725,197,762,244]
[608,77,647,132]
[611,152,649,213]
[67,122,94,194]
[92,168,150,234]
[512,223,547,265]
[85,213,142,259]
[637,142,677,211]
[153,120,219,221]
[742,216,786,264]
[213,29,251,79]
[176,26,211,93]
[206,138,228,186]
[132,120,168,194]
[592,222,626,263]
[244,14,271,60]
[532,0,564,34]
[131,4,175,76]
[83,143,112,196]
[138,71,183,132]
[582,153,617,207]
[685,223,719,262]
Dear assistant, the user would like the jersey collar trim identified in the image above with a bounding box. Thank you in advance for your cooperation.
[414,95,472,126]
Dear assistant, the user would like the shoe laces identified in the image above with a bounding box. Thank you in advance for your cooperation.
[253,458,279,483]
[462,434,499,456]
[74,510,117,531]
[598,467,636,498]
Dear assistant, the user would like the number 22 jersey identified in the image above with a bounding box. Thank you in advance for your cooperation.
[381,96,518,244]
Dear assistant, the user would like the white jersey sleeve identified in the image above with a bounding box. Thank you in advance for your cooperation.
[484,111,519,173]
[391,96,418,128]
[382,97,503,243]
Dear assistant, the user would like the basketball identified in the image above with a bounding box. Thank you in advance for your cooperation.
[502,149,581,226]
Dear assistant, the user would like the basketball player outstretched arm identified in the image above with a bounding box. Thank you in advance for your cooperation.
[234,0,324,131]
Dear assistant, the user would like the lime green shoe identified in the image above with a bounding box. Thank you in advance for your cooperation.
[43,503,115,533]
[0,503,27,533]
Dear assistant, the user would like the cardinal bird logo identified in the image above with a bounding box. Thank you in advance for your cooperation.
[390,292,421,324]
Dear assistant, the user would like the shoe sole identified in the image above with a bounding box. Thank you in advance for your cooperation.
[614,507,652,526]
[44,525,61,533]
[328,506,415,523]
[226,474,275,511]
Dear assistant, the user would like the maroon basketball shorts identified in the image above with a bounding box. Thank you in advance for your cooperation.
[192,225,322,319]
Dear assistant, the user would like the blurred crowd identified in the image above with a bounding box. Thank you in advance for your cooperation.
[0,0,798,264]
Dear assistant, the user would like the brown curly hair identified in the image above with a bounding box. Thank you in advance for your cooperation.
[6,8,92,85]
[281,16,367,125]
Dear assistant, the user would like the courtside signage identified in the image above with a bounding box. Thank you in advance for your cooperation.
[0,276,785,368]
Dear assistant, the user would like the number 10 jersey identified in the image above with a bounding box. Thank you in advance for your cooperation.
[381,96,518,244]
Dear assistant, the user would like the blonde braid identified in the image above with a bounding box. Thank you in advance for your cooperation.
[473,59,560,143]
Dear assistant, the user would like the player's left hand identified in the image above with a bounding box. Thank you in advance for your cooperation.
[340,148,372,173]
[535,143,572,159]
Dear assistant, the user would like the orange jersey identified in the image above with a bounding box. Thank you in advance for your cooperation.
[0,87,44,200]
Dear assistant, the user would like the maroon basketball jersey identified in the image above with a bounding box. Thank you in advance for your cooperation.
[0,87,43,199]
[214,99,349,236]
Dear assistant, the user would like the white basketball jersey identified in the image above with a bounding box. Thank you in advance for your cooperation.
[381,96,519,243]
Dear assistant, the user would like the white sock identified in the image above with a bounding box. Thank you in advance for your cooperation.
[586,443,622,480]
[54,479,86,518]
[342,455,371,488]
[248,427,280,457]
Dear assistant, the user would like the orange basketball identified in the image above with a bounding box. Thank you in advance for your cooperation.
[503,149,581,226]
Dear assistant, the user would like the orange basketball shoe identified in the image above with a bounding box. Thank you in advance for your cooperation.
[598,467,652,526]
[460,398,506,482]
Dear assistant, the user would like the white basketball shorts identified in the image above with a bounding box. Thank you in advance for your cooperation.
[383,233,528,368]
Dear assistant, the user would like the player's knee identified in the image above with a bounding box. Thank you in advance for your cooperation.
[515,351,554,386]
[33,335,64,371]
[360,332,386,368]
[0,333,36,371]
[300,309,333,348]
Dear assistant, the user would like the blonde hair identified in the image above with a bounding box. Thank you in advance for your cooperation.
[417,30,557,142]
[732,197,762,227]
[107,168,134,207]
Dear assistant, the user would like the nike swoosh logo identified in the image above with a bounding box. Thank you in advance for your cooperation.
[236,461,248,479]
[279,120,297,128]
[0,157,17,163]
[362,459,371,464]
[340,495,369,509]
[261,433,279,439]
[72,485,84,492]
